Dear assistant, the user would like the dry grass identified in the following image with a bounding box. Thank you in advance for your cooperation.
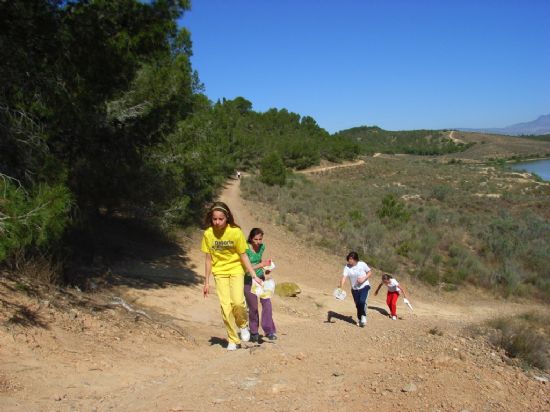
[471,312,550,371]
[241,156,550,298]
[15,255,62,286]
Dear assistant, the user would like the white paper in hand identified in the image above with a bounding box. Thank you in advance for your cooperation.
[251,279,264,297]
[403,298,413,311]
[263,260,276,271]
[333,288,347,300]
[260,279,275,299]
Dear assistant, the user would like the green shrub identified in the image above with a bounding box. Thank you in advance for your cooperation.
[260,152,287,186]
[430,185,452,201]
[377,194,410,225]
[363,254,380,269]
[425,207,440,225]
[432,254,443,265]
[415,265,439,285]
[395,239,417,257]
[0,179,72,264]
[492,261,523,295]
[448,244,463,259]
[484,215,518,258]
[444,267,469,284]
[441,283,458,292]
[378,253,398,273]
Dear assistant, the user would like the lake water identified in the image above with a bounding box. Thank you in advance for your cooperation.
[510,159,550,181]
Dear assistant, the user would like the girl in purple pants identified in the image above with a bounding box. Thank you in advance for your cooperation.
[244,228,277,342]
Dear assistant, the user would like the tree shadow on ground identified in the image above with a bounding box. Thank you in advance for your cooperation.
[0,275,111,326]
[208,336,227,348]
[0,294,49,329]
[368,305,390,317]
[6,305,49,329]
[64,215,201,290]
[325,310,357,325]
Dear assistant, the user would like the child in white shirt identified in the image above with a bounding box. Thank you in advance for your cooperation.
[374,273,409,320]
[338,251,372,327]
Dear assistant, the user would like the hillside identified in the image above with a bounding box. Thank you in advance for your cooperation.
[1,174,549,411]
[334,126,471,155]
[242,154,550,301]
[443,130,550,161]
[334,125,550,160]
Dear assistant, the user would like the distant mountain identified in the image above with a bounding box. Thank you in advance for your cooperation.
[458,114,550,136]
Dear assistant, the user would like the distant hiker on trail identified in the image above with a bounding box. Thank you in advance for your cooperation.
[201,201,262,350]
[374,273,410,320]
[244,228,277,342]
[338,251,372,327]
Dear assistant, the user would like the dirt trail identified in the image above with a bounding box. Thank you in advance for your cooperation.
[1,177,549,411]
[298,159,365,174]
[448,130,466,144]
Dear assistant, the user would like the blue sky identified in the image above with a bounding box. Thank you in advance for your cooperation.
[181,1,550,133]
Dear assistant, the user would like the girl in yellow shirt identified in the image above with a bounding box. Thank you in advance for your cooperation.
[201,201,262,350]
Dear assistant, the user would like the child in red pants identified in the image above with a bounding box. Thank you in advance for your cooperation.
[374,274,409,320]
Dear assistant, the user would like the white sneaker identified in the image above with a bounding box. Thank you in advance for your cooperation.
[392,316,397,320]
[227,342,238,351]
[240,327,250,342]
[360,315,367,327]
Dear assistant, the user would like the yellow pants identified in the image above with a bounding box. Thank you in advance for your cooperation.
[214,273,248,344]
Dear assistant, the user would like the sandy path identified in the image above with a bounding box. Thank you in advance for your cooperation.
[1,178,549,411]
[298,159,365,174]
[448,130,466,144]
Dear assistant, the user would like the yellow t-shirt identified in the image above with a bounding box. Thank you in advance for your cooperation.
[201,225,248,275]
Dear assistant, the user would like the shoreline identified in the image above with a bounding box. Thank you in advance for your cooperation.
[506,156,550,163]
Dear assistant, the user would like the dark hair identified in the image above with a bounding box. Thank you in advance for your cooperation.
[203,201,239,228]
[346,251,359,261]
[248,228,264,243]
[382,273,393,281]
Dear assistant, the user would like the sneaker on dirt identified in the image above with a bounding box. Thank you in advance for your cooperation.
[240,327,250,342]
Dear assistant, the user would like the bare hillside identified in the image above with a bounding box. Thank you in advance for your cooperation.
[445,131,550,161]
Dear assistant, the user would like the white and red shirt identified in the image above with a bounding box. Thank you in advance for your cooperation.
[386,278,401,293]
